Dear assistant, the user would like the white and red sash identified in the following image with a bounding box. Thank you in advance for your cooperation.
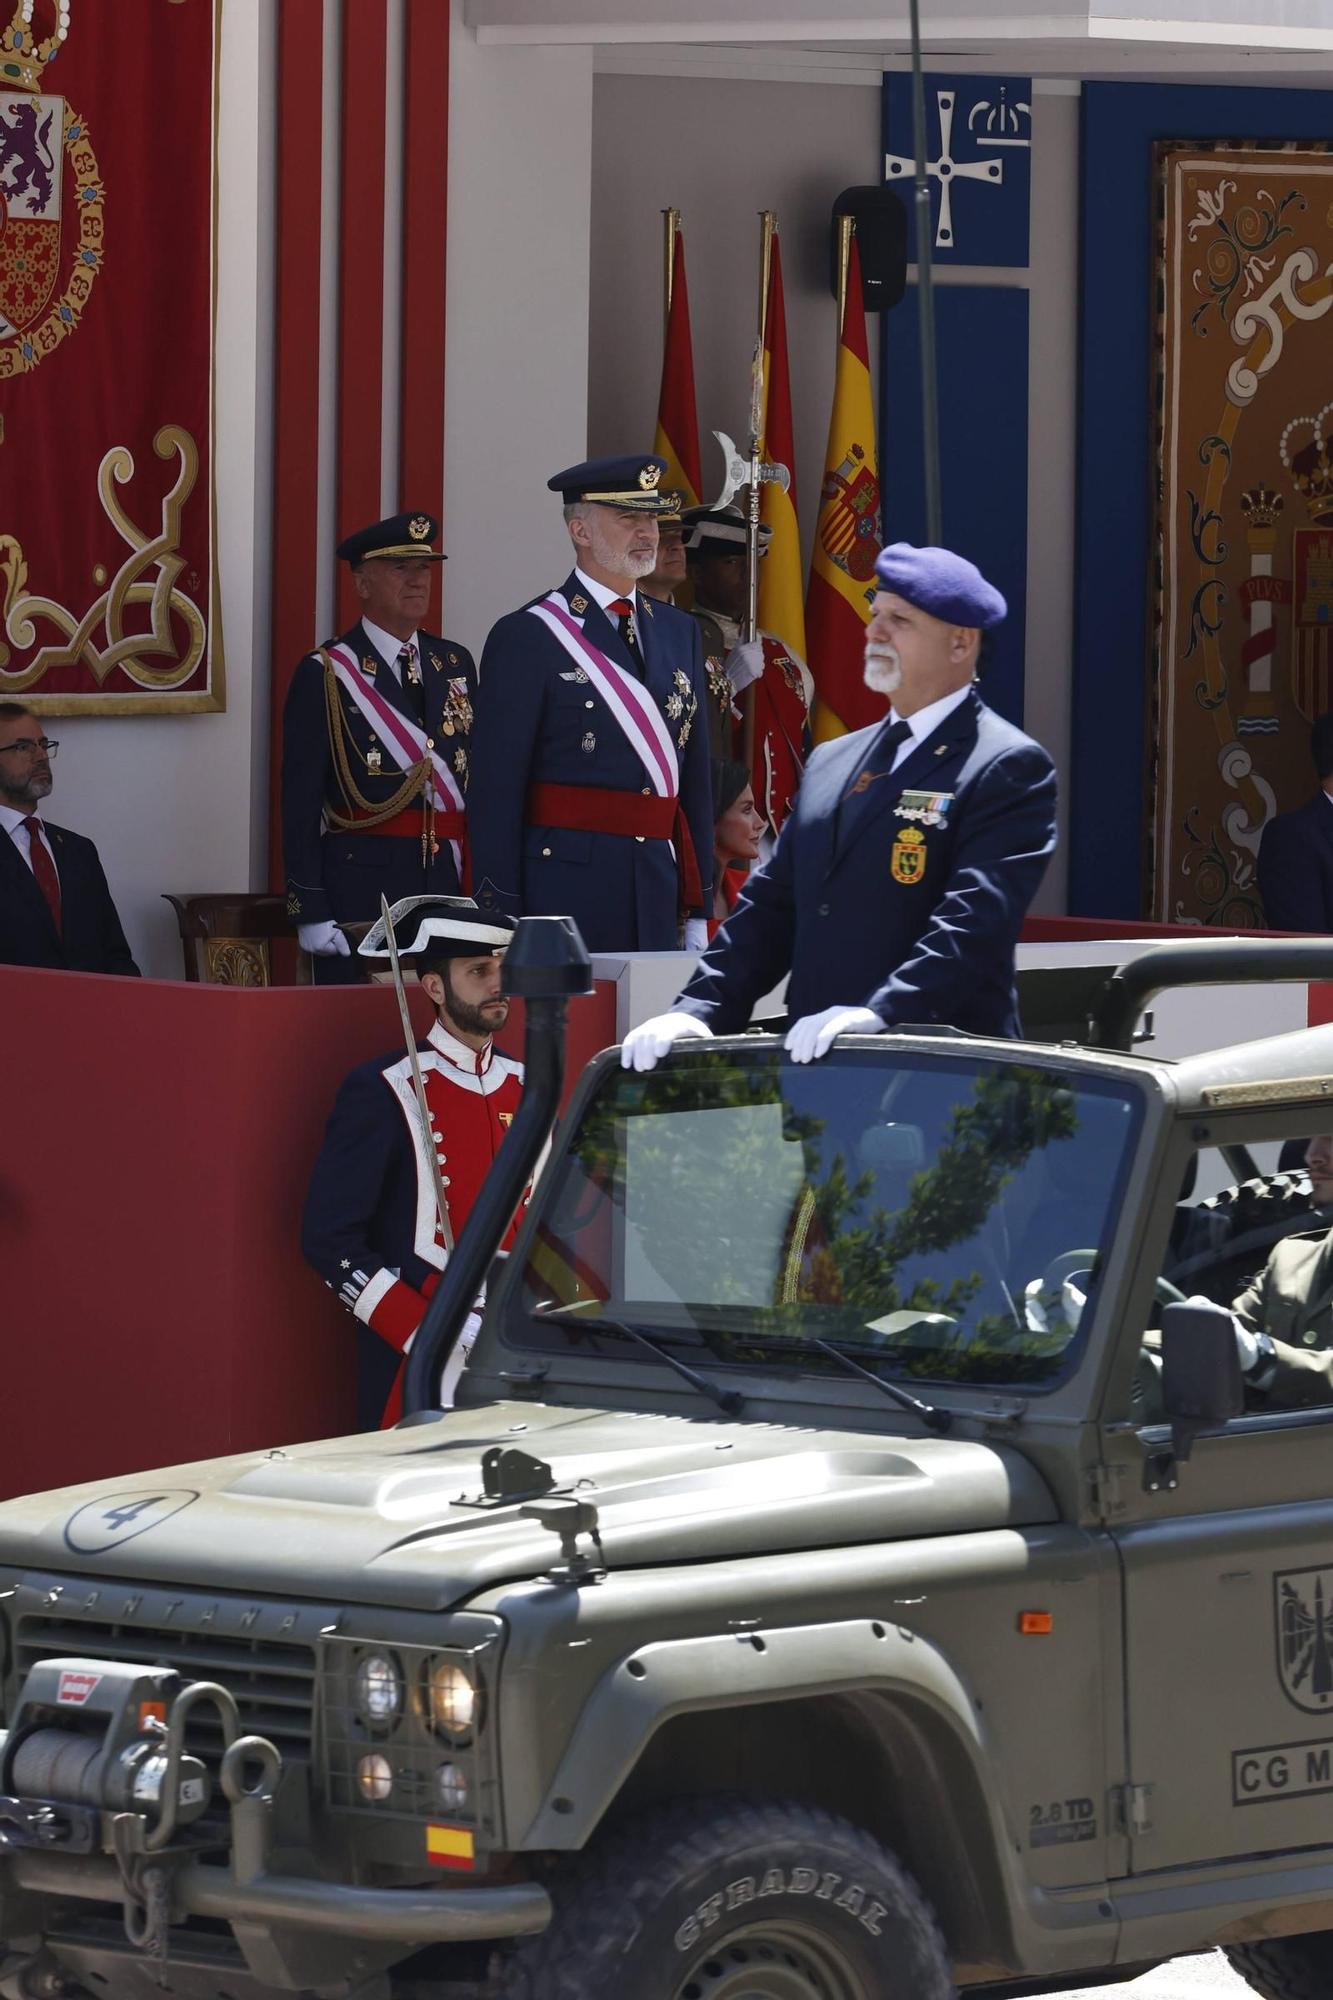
[325,641,465,870]
[527,594,679,798]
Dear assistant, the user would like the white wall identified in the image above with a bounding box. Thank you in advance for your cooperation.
[34,0,276,981]
[587,65,1079,909]
[443,0,595,651]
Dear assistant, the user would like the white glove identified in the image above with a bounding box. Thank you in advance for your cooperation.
[439,1307,483,1410]
[298,920,351,957]
[784,1005,885,1064]
[682,917,710,953]
[723,638,765,698]
[621,1011,713,1073]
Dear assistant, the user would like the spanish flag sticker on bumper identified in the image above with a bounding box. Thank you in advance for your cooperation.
[426,1823,475,1872]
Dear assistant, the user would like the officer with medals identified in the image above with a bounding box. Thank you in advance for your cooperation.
[302,896,525,1428]
[622,542,1059,1069]
[683,503,812,842]
[280,512,476,984]
[467,455,715,954]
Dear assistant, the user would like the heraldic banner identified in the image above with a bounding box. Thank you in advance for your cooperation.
[0,0,219,714]
[1152,142,1333,923]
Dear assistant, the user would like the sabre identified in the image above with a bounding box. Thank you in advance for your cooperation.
[380,893,454,1254]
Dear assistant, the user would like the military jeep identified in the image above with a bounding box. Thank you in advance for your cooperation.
[6,927,1333,2000]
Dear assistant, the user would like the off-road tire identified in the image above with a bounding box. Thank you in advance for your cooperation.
[1226,1934,1333,1999]
[496,1793,953,2000]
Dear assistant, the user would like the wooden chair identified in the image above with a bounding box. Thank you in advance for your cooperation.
[163,893,309,986]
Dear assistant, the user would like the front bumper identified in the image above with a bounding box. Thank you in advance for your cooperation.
[6,1848,552,1943]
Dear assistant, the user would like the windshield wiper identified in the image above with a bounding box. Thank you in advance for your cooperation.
[803,1336,953,1434]
[532,1303,746,1416]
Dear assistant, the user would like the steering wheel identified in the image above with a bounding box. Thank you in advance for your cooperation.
[1039,1249,1186,1309]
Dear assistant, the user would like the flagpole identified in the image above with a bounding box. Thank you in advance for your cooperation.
[909,0,942,543]
[662,206,679,343]
[837,213,853,336]
[744,210,776,767]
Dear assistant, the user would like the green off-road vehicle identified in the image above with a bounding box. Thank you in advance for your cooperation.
[7,925,1333,2000]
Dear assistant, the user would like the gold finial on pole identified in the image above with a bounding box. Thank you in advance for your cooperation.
[837,213,854,333]
[662,207,679,342]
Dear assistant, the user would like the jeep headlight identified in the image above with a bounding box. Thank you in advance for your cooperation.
[426,1658,477,1740]
[356,1752,393,1802]
[353,1652,403,1732]
[435,1760,467,1813]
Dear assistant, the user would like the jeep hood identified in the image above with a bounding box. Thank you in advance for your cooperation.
[0,1404,1057,1611]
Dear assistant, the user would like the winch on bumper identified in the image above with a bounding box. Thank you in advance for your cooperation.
[0,1647,551,1992]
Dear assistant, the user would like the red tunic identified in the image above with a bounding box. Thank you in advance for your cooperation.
[740,637,812,837]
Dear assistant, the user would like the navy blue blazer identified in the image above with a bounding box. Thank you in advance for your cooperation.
[0,818,139,976]
[678,689,1057,1038]
[1257,795,1333,932]
[468,575,714,952]
[280,619,476,928]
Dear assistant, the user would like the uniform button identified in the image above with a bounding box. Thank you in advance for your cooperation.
[642,787,651,796]
[818,902,831,916]
[442,1177,451,1188]
[426,736,435,748]
[542,846,552,857]
[635,834,645,843]
[585,700,595,710]
[1304,1330,1319,1346]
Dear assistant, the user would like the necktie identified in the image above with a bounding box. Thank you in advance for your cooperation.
[843,718,913,801]
[607,597,644,676]
[23,816,61,934]
[396,643,423,719]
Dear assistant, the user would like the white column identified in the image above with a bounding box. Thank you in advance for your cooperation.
[443,0,594,656]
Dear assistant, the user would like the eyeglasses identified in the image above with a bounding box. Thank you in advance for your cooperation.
[0,738,58,758]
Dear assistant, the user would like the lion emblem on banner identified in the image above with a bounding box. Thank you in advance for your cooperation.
[0,0,103,379]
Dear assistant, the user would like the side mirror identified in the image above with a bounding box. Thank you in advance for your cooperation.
[1156,1299,1244,1479]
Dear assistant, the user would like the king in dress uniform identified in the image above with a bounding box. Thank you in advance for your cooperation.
[281,512,477,984]
[467,455,715,954]
[302,898,526,1428]
[683,502,813,843]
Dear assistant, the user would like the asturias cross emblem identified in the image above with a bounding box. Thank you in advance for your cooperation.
[884,89,1004,253]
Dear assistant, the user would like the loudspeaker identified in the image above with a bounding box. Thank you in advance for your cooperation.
[830,186,908,312]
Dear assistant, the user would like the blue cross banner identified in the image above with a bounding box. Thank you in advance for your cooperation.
[882,73,1032,267]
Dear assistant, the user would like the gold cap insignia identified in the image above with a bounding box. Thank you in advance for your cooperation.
[639,464,662,492]
[409,515,431,541]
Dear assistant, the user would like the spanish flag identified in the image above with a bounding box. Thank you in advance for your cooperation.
[806,232,883,742]
[756,234,806,670]
[653,225,702,508]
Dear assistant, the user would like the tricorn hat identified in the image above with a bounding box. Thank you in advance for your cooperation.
[357,895,516,960]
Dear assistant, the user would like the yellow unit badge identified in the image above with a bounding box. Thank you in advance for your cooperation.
[891,824,927,885]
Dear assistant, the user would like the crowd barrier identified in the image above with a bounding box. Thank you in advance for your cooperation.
[3,918,1330,1499]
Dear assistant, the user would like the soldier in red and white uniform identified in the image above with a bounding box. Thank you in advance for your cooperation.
[302,897,524,1428]
[683,503,813,844]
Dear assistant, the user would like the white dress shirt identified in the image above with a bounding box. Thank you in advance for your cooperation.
[574,567,640,648]
[887,683,973,773]
[361,617,421,684]
[0,800,59,886]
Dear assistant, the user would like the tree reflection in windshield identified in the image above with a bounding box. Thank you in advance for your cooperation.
[515,1050,1139,1390]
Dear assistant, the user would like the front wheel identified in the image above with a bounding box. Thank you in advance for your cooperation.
[1227,1934,1333,1998]
[496,1794,954,2000]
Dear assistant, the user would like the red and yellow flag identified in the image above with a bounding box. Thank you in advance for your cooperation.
[653,225,702,508]
[756,234,806,669]
[806,233,883,742]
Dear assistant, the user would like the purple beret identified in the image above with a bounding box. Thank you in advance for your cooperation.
[874,542,1007,629]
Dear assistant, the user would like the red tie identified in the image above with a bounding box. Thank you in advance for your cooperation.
[607,596,644,675]
[23,816,61,935]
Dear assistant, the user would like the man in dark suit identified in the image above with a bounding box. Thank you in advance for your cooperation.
[622,543,1057,1069]
[280,510,476,985]
[1257,710,1333,931]
[467,454,714,954]
[0,702,139,976]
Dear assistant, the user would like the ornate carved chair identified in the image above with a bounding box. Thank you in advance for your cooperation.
[163,894,309,987]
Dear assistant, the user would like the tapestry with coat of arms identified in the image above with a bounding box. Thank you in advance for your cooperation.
[0,0,219,713]
[1150,141,1333,923]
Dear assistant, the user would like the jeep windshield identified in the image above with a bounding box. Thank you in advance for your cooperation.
[506,1045,1143,1390]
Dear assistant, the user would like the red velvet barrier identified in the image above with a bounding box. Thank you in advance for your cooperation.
[0,967,616,1500]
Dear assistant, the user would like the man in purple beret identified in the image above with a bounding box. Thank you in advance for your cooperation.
[622,540,1058,1067]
